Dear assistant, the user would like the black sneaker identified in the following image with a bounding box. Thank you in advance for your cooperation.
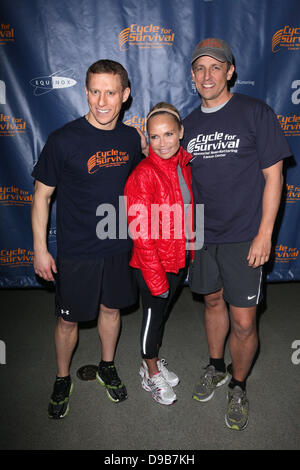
[48,375,73,419]
[96,362,127,403]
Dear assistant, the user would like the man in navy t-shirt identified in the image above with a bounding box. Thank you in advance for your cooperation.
[182,38,291,430]
[31,60,142,418]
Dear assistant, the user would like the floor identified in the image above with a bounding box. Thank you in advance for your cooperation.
[0,282,299,451]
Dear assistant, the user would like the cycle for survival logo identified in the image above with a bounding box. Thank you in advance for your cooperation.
[272,26,300,52]
[119,24,175,50]
[87,149,129,174]
[187,132,240,159]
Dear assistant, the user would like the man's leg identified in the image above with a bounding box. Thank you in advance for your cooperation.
[48,317,77,419]
[204,288,229,359]
[225,305,257,431]
[54,317,78,376]
[96,304,127,403]
[193,289,230,402]
[228,305,258,382]
[97,304,120,361]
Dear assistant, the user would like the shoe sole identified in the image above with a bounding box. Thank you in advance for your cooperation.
[139,367,179,388]
[141,380,176,405]
[96,372,127,403]
[193,373,229,403]
[48,382,74,419]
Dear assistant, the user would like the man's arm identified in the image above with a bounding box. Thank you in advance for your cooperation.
[247,160,284,268]
[31,180,57,281]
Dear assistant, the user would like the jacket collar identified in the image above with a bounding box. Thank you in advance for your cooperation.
[148,145,193,169]
[179,146,194,167]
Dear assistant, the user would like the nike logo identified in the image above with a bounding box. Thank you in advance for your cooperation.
[247,295,256,300]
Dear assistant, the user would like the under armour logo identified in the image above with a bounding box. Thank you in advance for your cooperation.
[61,309,70,315]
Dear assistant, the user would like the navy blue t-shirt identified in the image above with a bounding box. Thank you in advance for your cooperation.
[32,117,142,259]
[182,93,291,244]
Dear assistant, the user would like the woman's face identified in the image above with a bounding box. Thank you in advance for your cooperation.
[147,113,183,160]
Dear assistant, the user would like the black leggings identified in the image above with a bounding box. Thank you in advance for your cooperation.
[135,266,187,359]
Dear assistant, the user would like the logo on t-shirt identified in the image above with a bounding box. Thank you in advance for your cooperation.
[187,132,240,159]
[87,149,130,174]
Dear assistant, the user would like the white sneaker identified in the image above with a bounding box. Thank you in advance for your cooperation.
[139,359,179,387]
[141,370,176,405]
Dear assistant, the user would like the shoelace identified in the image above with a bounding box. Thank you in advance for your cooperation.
[228,392,244,414]
[149,373,168,390]
[160,358,168,366]
[159,359,169,376]
[103,365,121,386]
[200,365,215,386]
[52,378,70,401]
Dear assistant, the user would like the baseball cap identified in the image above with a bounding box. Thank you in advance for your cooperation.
[191,38,233,64]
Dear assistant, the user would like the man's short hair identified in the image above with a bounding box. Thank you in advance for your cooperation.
[85,59,129,90]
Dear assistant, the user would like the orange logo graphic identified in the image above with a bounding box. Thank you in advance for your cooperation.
[286,184,300,204]
[0,248,34,267]
[119,24,175,51]
[124,115,146,133]
[272,26,300,52]
[87,149,129,174]
[0,186,32,206]
[0,23,15,45]
[0,113,26,136]
[274,245,299,263]
[277,114,300,136]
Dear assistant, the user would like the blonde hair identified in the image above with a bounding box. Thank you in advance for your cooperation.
[146,102,182,130]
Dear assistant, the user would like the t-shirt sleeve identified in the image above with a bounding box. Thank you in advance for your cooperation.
[255,103,292,169]
[31,133,64,187]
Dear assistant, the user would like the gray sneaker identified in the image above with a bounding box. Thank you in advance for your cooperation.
[193,365,229,402]
[225,385,249,431]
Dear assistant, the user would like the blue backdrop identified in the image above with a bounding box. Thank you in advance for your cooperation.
[0,0,299,287]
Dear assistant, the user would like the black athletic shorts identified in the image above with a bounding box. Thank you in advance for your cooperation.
[189,241,263,308]
[55,251,138,322]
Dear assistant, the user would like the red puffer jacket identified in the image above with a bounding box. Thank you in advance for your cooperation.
[124,145,194,296]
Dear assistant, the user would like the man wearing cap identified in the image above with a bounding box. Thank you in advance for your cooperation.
[182,38,291,430]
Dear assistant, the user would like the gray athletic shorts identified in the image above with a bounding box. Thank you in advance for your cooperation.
[189,241,263,308]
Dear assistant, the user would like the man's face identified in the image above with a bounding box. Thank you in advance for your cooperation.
[85,73,130,130]
[191,56,234,108]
